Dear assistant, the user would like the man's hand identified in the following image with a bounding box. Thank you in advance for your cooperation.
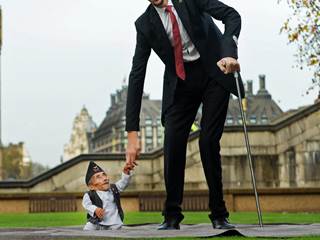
[95,208,105,219]
[217,57,240,74]
[126,131,140,166]
[123,162,135,174]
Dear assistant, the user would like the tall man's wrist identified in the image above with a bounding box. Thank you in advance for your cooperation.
[128,131,138,134]
[126,131,140,165]
[127,131,138,140]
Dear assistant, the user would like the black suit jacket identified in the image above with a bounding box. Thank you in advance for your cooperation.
[125,0,245,131]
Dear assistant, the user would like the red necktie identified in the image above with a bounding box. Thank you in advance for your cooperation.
[165,5,186,80]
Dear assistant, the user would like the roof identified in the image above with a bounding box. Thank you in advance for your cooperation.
[93,86,162,139]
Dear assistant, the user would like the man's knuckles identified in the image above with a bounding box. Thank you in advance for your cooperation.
[127,148,137,155]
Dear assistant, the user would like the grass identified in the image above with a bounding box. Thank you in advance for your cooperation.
[0,212,319,239]
[0,211,319,227]
[33,238,320,240]
[51,238,320,240]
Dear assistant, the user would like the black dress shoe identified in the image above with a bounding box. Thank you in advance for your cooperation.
[212,218,235,229]
[157,219,180,230]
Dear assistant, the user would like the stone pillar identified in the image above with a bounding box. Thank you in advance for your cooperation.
[222,157,231,188]
[287,148,297,187]
[153,125,157,149]
[295,144,306,187]
[278,153,290,187]
[140,127,146,153]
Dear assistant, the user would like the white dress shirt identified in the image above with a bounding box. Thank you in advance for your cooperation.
[82,171,132,230]
[154,0,200,62]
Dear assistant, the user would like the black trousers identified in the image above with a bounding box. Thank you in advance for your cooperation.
[163,59,230,221]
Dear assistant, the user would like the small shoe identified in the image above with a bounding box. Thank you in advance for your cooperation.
[157,220,180,230]
[212,218,235,229]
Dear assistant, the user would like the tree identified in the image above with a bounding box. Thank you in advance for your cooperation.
[2,145,23,180]
[1,145,49,180]
[30,161,50,178]
[279,0,320,94]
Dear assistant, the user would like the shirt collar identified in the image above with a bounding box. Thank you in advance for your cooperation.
[154,0,173,13]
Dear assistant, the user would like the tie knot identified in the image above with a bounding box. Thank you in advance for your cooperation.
[165,5,173,13]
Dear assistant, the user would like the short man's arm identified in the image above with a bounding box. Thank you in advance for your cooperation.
[194,0,241,74]
[82,193,98,217]
[115,171,133,192]
[125,24,151,165]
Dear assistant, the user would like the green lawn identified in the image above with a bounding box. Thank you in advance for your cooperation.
[0,212,319,239]
[0,211,319,227]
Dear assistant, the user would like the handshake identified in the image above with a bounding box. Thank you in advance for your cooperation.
[123,162,135,175]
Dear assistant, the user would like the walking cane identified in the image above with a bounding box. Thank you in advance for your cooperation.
[234,71,263,228]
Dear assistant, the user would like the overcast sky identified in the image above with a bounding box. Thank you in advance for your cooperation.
[0,0,317,168]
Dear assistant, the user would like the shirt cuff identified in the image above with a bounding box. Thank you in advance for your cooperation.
[88,205,98,217]
[122,171,133,179]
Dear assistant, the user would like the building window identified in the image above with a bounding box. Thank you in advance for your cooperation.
[146,126,153,137]
[226,115,233,125]
[250,115,257,124]
[157,127,163,137]
[156,117,161,126]
[311,151,320,164]
[145,117,153,126]
[146,141,153,151]
[261,114,268,124]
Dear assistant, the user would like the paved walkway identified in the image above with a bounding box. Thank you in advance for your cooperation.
[1,223,320,239]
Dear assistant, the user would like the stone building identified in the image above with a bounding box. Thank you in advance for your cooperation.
[63,106,97,161]
[1,96,319,193]
[0,142,31,180]
[0,95,319,215]
[91,85,165,153]
[92,74,282,154]
[226,74,284,126]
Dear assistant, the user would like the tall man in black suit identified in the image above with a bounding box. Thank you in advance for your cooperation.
[125,0,245,230]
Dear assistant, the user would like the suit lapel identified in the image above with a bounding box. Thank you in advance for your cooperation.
[148,1,195,50]
[172,0,195,41]
[148,5,172,52]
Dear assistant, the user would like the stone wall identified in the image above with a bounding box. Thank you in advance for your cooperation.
[1,189,320,213]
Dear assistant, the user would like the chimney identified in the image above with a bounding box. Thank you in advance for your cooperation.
[116,90,121,102]
[257,74,270,98]
[246,80,253,96]
[259,74,266,90]
[111,94,116,106]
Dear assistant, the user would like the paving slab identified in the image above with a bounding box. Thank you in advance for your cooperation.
[0,223,320,239]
